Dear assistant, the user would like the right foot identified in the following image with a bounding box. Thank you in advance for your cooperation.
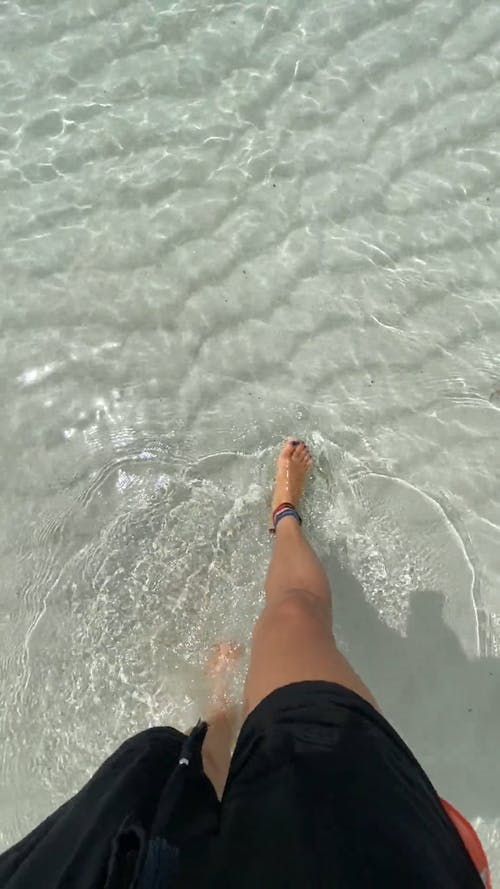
[271,439,313,521]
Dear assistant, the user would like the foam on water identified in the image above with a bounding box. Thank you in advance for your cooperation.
[1,0,500,876]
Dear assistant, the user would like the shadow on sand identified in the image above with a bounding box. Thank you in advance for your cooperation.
[326,544,499,821]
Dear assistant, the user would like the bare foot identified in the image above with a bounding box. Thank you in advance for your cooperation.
[206,642,243,713]
[271,439,313,520]
[203,642,242,800]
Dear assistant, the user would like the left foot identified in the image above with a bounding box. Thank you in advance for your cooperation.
[203,643,242,800]
[206,642,242,713]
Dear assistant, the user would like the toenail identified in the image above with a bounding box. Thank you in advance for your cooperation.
[291,439,300,445]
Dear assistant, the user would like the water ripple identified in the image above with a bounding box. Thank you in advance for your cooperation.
[1,0,500,871]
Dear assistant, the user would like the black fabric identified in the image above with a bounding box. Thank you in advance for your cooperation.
[0,682,484,888]
[0,725,219,889]
[212,682,484,888]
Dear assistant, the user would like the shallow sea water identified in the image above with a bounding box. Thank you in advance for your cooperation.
[1,0,500,876]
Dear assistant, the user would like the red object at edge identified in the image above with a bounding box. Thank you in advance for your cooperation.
[441,799,491,888]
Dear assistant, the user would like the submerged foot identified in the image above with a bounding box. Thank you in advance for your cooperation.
[203,643,242,800]
[206,642,243,713]
[271,439,313,520]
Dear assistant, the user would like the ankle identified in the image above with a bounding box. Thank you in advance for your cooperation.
[274,514,303,535]
[270,503,302,535]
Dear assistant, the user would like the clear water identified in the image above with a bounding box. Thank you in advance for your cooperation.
[1,0,500,877]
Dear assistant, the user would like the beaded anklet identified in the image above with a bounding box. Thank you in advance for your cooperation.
[269,501,302,535]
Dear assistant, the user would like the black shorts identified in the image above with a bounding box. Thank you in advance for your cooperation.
[0,682,484,888]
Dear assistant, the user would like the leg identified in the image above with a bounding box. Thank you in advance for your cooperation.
[244,439,378,715]
[202,643,241,800]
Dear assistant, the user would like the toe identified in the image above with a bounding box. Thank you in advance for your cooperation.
[281,439,296,460]
[298,444,312,467]
[292,442,307,462]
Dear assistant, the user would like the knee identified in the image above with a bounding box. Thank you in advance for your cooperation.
[257,589,331,631]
